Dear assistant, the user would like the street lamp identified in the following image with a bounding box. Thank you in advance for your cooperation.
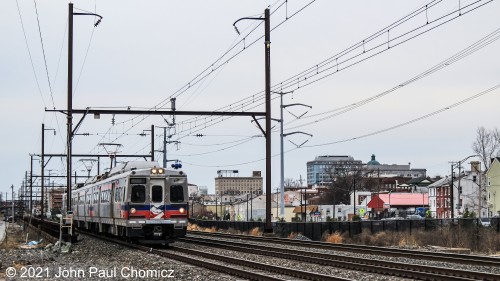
[233,8,271,232]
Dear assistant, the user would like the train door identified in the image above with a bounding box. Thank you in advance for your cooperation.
[149,179,165,219]
[109,182,115,217]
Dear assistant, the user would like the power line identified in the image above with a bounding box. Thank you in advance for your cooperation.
[285,26,500,130]
[171,136,258,157]
[302,83,500,148]
[79,1,491,171]
[168,0,492,137]
[270,0,492,94]
[15,0,47,107]
[108,0,315,134]
[33,0,55,107]
[181,82,500,167]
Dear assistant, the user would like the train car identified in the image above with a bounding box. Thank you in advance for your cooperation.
[63,161,188,244]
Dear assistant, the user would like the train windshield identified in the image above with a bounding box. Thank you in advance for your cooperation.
[170,185,184,203]
[151,185,163,203]
[131,185,146,203]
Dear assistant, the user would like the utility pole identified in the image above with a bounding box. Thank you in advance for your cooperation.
[353,177,356,216]
[41,123,45,223]
[67,2,103,209]
[24,171,28,214]
[163,127,167,168]
[67,3,73,210]
[11,185,14,222]
[303,187,308,222]
[151,125,155,161]
[263,8,272,233]
[275,187,279,219]
[450,163,454,219]
[163,98,176,168]
[30,155,34,216]
[278,90,312,218]
[450,155,478,219]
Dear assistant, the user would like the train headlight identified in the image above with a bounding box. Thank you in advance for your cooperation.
[151,167,164,175]
[130,208,136,214]
[179,208,185,214]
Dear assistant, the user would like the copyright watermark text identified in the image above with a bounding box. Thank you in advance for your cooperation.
[5,266,175,279]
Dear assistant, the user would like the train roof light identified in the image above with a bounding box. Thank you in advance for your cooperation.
[151,167,165,175]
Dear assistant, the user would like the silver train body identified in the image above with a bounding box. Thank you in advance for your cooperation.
[63,161,188,244]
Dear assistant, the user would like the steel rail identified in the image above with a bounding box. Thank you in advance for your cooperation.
[189,231,500,267]
[78,230,350,281]
[182,235,497,281]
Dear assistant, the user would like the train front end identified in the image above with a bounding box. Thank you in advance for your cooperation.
[125,167,188,244]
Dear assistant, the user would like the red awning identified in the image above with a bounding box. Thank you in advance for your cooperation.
[367,193,428,208]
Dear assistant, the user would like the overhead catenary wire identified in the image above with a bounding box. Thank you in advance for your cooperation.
[167,0,492,136]
[270,0,493,94]
[302,83,500,148]
[79,0,316,162]
[15,0,47,108]
[284,26,500,130]
[33,0,55,108]
[108,0,314,131]
[180,83,500,168]
[76,1,491,173]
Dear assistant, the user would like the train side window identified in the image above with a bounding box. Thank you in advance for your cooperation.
[131,185,145,203]
[151,185,163,203]
[170,185,184,203]
[115,187,119,202]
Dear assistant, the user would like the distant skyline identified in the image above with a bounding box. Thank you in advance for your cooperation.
[1,0,499,197]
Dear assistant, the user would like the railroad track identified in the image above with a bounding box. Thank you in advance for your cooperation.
[81,231,350,281]
[188,230,500,267]
[181,234,499,281]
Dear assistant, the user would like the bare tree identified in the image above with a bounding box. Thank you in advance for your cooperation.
[284,178,299,189]
[471,126,500,168]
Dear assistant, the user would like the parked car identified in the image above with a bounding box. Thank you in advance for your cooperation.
[479,218,491,227]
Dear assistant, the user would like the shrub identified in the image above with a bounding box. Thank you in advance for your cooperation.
[324,232,343,243]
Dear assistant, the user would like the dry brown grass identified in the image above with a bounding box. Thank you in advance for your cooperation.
[187,223,216,233]
[398,235,419,248]
[205,226,217,233]
[341,224,500,254]
[324,232,343,243]
[187,223,199,231]
[249,227,263,236]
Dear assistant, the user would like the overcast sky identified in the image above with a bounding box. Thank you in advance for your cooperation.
[1,0,499,198]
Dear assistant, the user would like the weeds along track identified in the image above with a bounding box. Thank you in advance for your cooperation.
[82,231,349,281]
[188,231,500,267]
[185,231,500,280]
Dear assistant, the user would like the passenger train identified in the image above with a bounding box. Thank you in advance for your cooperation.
[63,161,188,244]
